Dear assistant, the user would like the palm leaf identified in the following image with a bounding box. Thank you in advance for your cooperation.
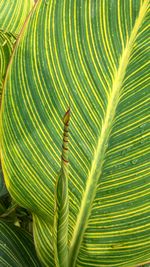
[1,0,150,266]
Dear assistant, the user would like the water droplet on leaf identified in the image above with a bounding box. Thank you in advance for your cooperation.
[131,159,138,165]
[140,123,146,128]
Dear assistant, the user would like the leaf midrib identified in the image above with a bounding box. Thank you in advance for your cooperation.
[68,2,149,266]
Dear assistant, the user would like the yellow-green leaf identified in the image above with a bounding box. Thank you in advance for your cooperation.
[0,30,16,100]
[1,1,150,267]
[0,0,35,201]
[0,0,34,35]
[0,0,35,103]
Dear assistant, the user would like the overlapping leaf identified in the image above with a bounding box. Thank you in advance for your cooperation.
[0,0,34,35]
[0,164,8,198]
[0,0,35,212]
[0,30,16,100]
[1,0,150,266]
[0,0,35,100]
[0,221,42,267]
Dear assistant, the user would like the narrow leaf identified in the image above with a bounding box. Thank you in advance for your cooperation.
[54,108,70,267]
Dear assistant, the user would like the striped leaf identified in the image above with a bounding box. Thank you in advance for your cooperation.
[1,1,150,266]
[0,30,16,101]
[0,220,42,267]
[0,0,34,35]
[0,0,35,192]
[0,0,34,101]
[0,164,8,198]
[53,108,70,267]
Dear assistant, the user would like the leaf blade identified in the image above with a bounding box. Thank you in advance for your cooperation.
[0,221,42,267]
[1,1,150,266]
[53,108,70,267]
[0,0,34,35]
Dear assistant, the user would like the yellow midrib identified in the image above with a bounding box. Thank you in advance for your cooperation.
[68,1,148,266]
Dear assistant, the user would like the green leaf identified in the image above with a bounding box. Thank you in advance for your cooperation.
[0,0,34,101]
[0,0,34,35]
[0,1,34,198]
[1,1,150,267]
[138,264,150,267]
[0,164,8,198]
[0,220,42,267]
[54,109,70,267]
[0,30,16,101]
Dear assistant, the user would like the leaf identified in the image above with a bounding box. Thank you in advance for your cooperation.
[137,263,150,267]
[0,0,35,199]
[1,1,150,267]
[0,0,34,35]
[0,164,8,198]
[0,30,16,101]
[0,0,35,101]
[0,220,42,267]
[53,108,70,267]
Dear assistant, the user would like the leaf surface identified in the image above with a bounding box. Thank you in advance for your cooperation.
[1,0,150,266]
[0,30,16,100]
[0,1,35,191]
[0,0,34,35]
[0,221,42,267]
